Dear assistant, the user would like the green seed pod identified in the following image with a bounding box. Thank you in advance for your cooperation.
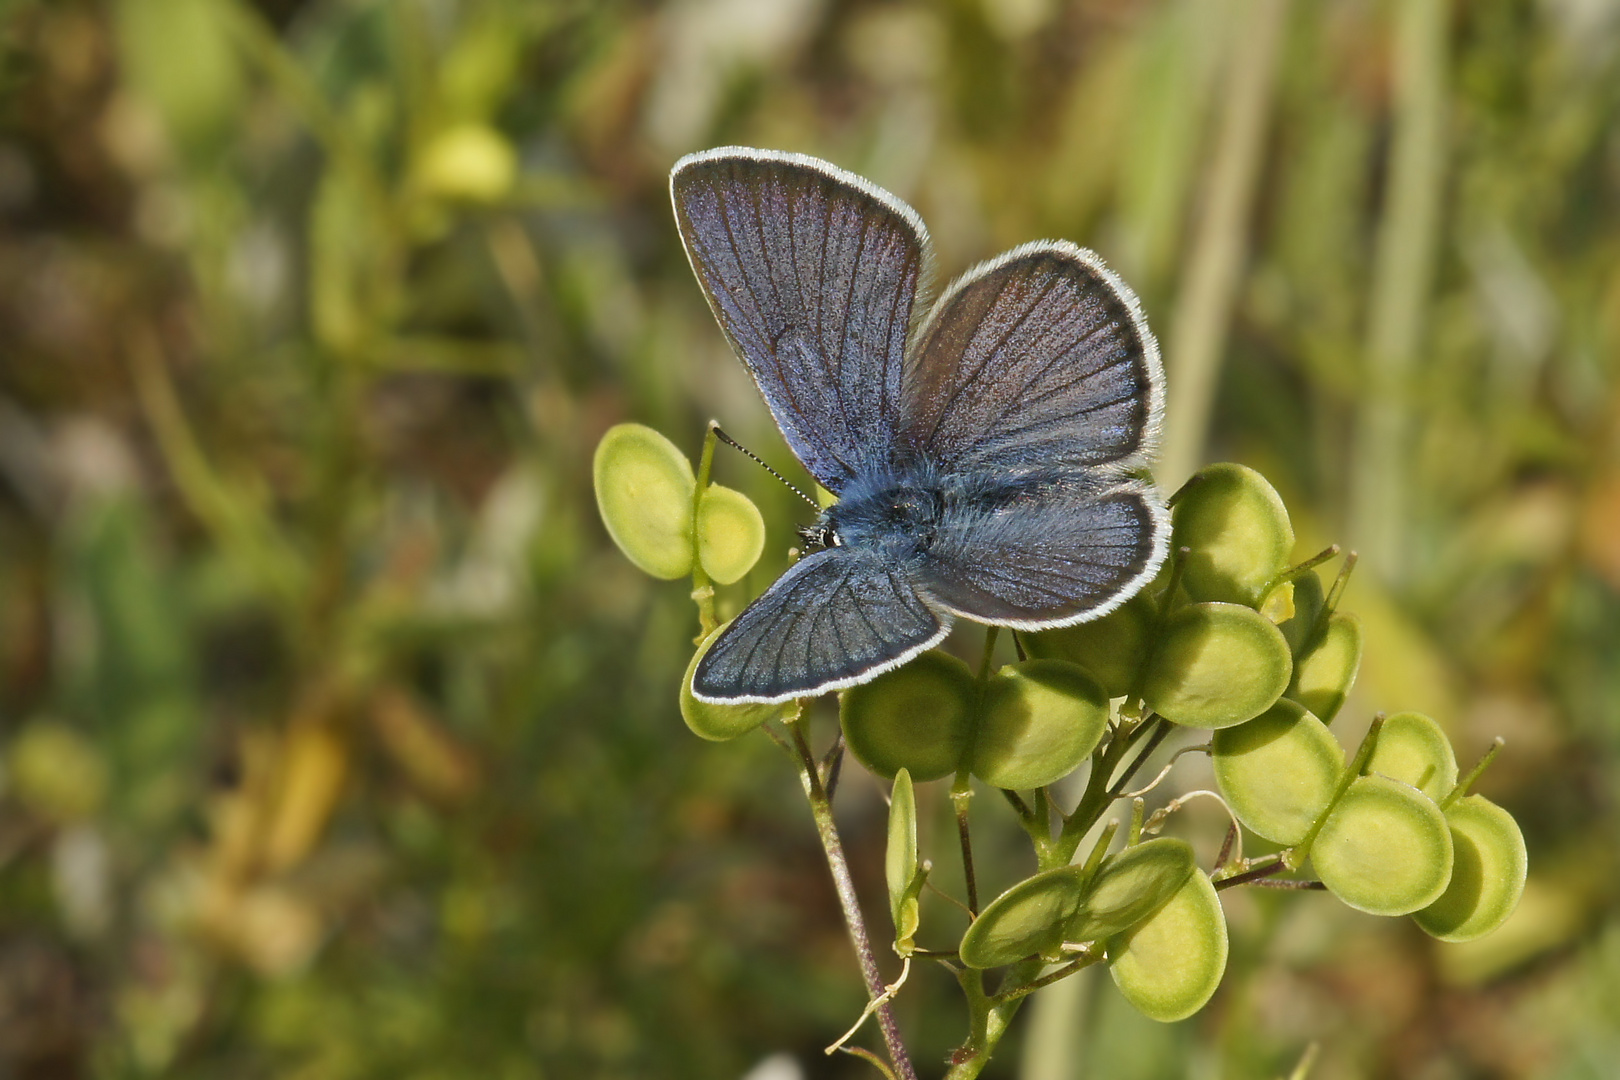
[679,627,782,740]
[593,423,696,580]
[1312,774,1454,916]
[840,651,976,781]
[1067,837,1197,943]
[1141,603,1293,729]
[1212,700,1344,846]
[1109,869,1228,1022]
[1019,593,1156,697]
[1171,463,1295,608]
[1412,795,1527,943]
[1280,570,1326,656]
[970,661,1110,790]
[1363,711,1457,803]
[886,769,922,954]
[695,483,765,585]
[1287,612,1363,723]
[959,865,1087,969]
[1258,579,1295,625]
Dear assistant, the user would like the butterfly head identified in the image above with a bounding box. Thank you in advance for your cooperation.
[809,475,946,560]
[795,521,841,553]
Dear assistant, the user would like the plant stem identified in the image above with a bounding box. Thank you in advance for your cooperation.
[955,628,1001,914]
[989,951,1103,1007]
[1290,713,1385,869]
[954,769,980,916]
[786,716,918,1080]
[1441,736,1504,810]
[690,424,720,636]
[1056,712,1168,866]
[942,711,1174,1077]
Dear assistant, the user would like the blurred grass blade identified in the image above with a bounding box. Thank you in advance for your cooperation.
[1349,0,1449,581]
[1159,0,1290,487]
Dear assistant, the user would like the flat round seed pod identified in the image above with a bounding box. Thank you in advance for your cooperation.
[1287,612,1363,723]
[1109,869,1228,1022]
[1212,700,1344,846]
[1364,711,1458,803]
[886,769,921,952]
[695,483,765,585]
[1313,774,1454,916]
[1067,837,1197,943]
[593,423,696,580]
[1171,463,1295,608]
[1280,570,1326,657]
[959,865,1087,969]
[970,661,1110,790]
[680,627,783,740]
[1141,603,1293,729]
[840,651,976,781]
[1413,795,1527,943]
[1018,593,1156,698]
[1259,578,1296,625]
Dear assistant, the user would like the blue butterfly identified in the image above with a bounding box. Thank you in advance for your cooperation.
[672,147,1167,704]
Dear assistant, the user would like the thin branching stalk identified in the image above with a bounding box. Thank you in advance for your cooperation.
[784,716,919,1080]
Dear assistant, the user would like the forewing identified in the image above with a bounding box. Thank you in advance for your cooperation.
[921,473,1167,629]
[691,546,949,704]
[671,148,932,492]
[900,242,1161,474]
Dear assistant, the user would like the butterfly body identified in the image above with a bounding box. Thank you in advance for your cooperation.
[672,148,1168,705]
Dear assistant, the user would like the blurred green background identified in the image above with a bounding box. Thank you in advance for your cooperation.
[2,0,1619,1076]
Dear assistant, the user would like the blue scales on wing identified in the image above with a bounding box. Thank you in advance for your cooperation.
[671,149,932,493]
[896,241,1169,628]
[691,546,949,704]
[900,242,1162,476]
[919,471,1164,630]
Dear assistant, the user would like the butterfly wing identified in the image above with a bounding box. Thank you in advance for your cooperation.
[691,546,950,704]
[899,241,1167,627]
[919,471,1166,630]
[671,148,932,493]
[900,241,1162,475]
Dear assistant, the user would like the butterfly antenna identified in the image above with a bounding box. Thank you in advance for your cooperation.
[710,425,822,511]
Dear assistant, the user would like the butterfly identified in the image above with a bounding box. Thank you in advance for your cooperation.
[672,147,1167,704]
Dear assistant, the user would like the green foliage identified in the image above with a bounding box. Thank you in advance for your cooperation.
[1140,601,1293,728]
[1108,868,1228,1023]
[594,422,699,580]
[1312,773,1455,916]
[596,418,1529,1072]
[959,865,1089,970]
[1171,463,1295,607]
[840,649,977,782]
[1019,592,1156,697]
[1213,700,1344,846]
[679,624,781,740]
[1414,795,1529,943]
[885,769,924,957]
[1365,710,1460,803]
[1067,838,1198,944]
[970,660,1110,790]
